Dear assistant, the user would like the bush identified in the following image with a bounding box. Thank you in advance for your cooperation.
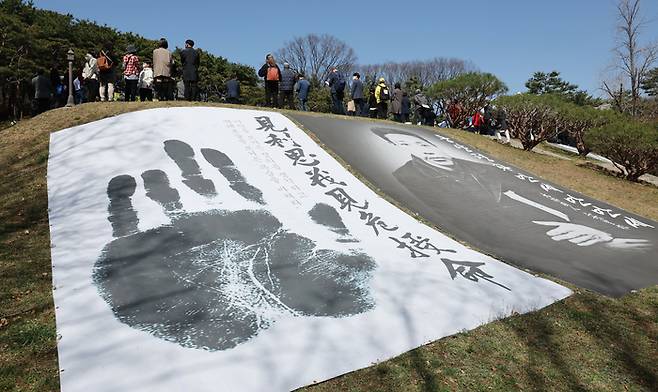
[427,72,507,127]
[585,121,658,182]
[496,94,615,153]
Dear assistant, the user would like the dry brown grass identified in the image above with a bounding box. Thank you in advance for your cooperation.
[1,103,656,392]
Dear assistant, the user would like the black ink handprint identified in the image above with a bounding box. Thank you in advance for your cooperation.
[94,140,376,351]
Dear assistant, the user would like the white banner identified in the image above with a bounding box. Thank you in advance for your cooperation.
[47,107,571,392]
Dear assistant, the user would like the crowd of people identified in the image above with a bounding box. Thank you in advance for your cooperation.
[22,42,507,140]
[256,53,437,125]
[27,38,204,116]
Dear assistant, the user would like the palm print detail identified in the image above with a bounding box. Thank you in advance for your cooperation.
[94,140,376,351]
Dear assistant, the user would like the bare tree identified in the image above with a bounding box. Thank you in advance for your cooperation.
[274,34,357,84]
[357,58,477,87]
[609,0,657,115]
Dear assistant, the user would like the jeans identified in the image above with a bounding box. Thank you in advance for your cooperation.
[298,98,308,111]
[331,92,345,115]
[124,79,138,102]
[139,88,153,101]
[184,80,198,101]
[280,90,294,109]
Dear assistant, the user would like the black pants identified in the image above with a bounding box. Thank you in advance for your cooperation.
[227,97,240,104]
[125,79,138,102]
[353,98,366,116]
[184,80,198,101]
[377,102,388,119]
[33,98,50,115]
[85,79,99,102]
[331,92,345,115]
[140,88,153,101]
[155,77,174,101]
[265,82,279,108]
[279,90,294,109]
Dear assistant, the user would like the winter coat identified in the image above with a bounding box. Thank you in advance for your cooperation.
[279,68,296,92]
[82,54,98,80]
[258,63,281,83]
[226,79,240,99]
[375,82,389,104]
[401,94,411,115]
[391,88,403,114]
[327,72,345,94]
[296,79,311,100]
[138,67,154,89]
[351,78,364,100]
[180,47,200,81]
[31,75,52,99]
[413,93,429,107]
[153,47,174,78]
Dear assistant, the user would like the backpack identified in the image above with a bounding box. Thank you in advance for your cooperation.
[97,51,113,72]
[379,85,390,101]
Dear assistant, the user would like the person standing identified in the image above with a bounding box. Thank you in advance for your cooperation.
[97,48,116,102]
[31,69,52,115]
[326,67,346,115]
[494,106,511,144]
[122,45,140,102]
[82,52,99,102]
[180,39,200,101]
[351,72,365,116]
[278,63,296,109]
[368,83,378,118]
[401,91,411,123]
[391,82,403,122]
[226,74,241,104]
[374,77,389,119]
[138,61,154,101]
[258,54,281,108]
[153,38,174,101]
[295,73,311,111]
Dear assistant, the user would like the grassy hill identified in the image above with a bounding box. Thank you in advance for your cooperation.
[1,103,657,392]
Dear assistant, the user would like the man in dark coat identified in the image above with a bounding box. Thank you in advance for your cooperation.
[31,69,52,115]
[180,39,200,101]
[258,54,282,108]
[295,73,311,111]
[326,67,346,115]
[225,74,240,104]
[351,72,365,116]
[279,63,296,109]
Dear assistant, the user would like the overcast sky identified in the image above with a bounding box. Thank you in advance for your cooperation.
[33,0,658,95]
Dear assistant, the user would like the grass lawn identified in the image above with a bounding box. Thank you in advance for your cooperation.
[1,102,656,392]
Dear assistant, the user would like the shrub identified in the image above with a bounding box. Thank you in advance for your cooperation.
[585,121,658,182]
[427,72,508,128]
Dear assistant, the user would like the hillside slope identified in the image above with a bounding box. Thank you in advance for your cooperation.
[0,103,657,392]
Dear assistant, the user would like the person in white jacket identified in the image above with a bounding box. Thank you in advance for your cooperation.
[138,61,154,101]
[82,53,99,102]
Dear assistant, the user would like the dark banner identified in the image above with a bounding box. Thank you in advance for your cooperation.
[290,113,658,297]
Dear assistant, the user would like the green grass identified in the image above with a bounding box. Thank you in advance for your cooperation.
[1,102,656,392]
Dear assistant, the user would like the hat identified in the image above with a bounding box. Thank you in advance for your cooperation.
[126,44,137,54]
[415,89,421,94]
[379,77,385,82]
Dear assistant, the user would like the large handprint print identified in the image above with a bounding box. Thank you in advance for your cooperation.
[94,140,376,351]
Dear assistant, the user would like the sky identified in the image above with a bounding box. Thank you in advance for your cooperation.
[33,0,658,95]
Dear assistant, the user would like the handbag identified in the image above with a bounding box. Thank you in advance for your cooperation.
[347,100,356,112]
